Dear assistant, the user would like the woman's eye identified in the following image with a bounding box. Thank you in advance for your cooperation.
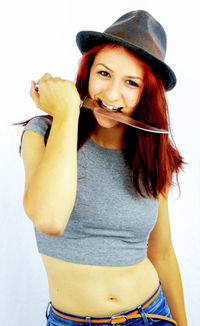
[98,71,110,77]
[126,80,139,87]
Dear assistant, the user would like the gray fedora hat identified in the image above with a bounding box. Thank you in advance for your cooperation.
[76,10,176,91]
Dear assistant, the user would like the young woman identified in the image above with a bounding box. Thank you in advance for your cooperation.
[20,10,187,326]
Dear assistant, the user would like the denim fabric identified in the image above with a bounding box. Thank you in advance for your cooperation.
[46,283,173,326]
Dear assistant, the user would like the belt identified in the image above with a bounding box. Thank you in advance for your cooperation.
[51,285,177,325]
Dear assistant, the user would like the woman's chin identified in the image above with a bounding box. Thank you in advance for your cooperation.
[94,113,120,129]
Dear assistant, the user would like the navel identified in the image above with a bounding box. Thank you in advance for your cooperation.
[108,297,118,302]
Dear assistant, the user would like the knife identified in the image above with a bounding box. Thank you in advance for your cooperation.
[82,97,168,134]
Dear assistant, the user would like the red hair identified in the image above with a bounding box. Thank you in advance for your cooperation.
[76,43,184,198]
[15,43,183,198]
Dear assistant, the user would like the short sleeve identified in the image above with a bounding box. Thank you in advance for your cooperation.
[21,116,52,145]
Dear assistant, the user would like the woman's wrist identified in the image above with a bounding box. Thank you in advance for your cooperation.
[53,104,80,122]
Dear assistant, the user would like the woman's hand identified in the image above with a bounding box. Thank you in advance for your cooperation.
[30,73,81,119]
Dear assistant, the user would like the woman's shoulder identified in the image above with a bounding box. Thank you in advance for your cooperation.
[22,115,52,138]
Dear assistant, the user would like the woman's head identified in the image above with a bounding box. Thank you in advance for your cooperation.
[87,45,146,129]
[76,43,167,131]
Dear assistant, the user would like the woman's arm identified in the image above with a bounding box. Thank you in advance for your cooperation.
[147,189,187,326]
[22,74,80,236]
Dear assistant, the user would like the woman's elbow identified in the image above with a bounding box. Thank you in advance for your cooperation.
[35,219,65,236]
[23,198,67,236]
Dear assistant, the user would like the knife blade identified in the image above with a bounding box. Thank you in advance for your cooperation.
[81,97,168,134]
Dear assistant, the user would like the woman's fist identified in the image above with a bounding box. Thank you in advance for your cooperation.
[30,73,81,119]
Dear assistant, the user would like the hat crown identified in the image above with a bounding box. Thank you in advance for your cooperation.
[105,10,167,61]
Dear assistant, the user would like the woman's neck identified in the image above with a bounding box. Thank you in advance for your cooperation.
[90,124,126,150]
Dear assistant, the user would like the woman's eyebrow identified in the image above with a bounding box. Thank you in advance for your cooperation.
[96,63,143,80]
[126,75,143,80]
[96,63,113,72]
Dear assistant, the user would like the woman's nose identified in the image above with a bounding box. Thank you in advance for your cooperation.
[105,80,121,102]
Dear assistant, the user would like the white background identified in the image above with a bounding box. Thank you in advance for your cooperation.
[0,0,199,325]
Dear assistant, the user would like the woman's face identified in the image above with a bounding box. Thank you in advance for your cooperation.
[88,45,145,129]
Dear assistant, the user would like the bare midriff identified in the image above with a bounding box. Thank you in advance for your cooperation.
[41,254,159,316]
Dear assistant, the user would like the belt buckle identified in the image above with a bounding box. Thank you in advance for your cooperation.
[110,315,127,324]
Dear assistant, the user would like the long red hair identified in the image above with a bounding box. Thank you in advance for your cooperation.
[15,43,184,198]
[76,43,184,198]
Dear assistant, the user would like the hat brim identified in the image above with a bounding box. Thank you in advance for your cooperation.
[76,31,176,91]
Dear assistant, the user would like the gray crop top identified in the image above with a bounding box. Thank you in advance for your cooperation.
[22,116,159,266]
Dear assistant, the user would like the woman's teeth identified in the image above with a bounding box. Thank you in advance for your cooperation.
[99,101,122,112]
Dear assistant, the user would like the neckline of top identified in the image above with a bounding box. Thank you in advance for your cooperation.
[87,137,123,153]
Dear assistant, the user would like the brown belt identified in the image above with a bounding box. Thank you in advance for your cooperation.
[51,285,177,325]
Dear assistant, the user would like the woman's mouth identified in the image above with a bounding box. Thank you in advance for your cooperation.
[97,99,122,112]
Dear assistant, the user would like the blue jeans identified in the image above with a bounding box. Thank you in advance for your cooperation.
[46,283,174,326]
